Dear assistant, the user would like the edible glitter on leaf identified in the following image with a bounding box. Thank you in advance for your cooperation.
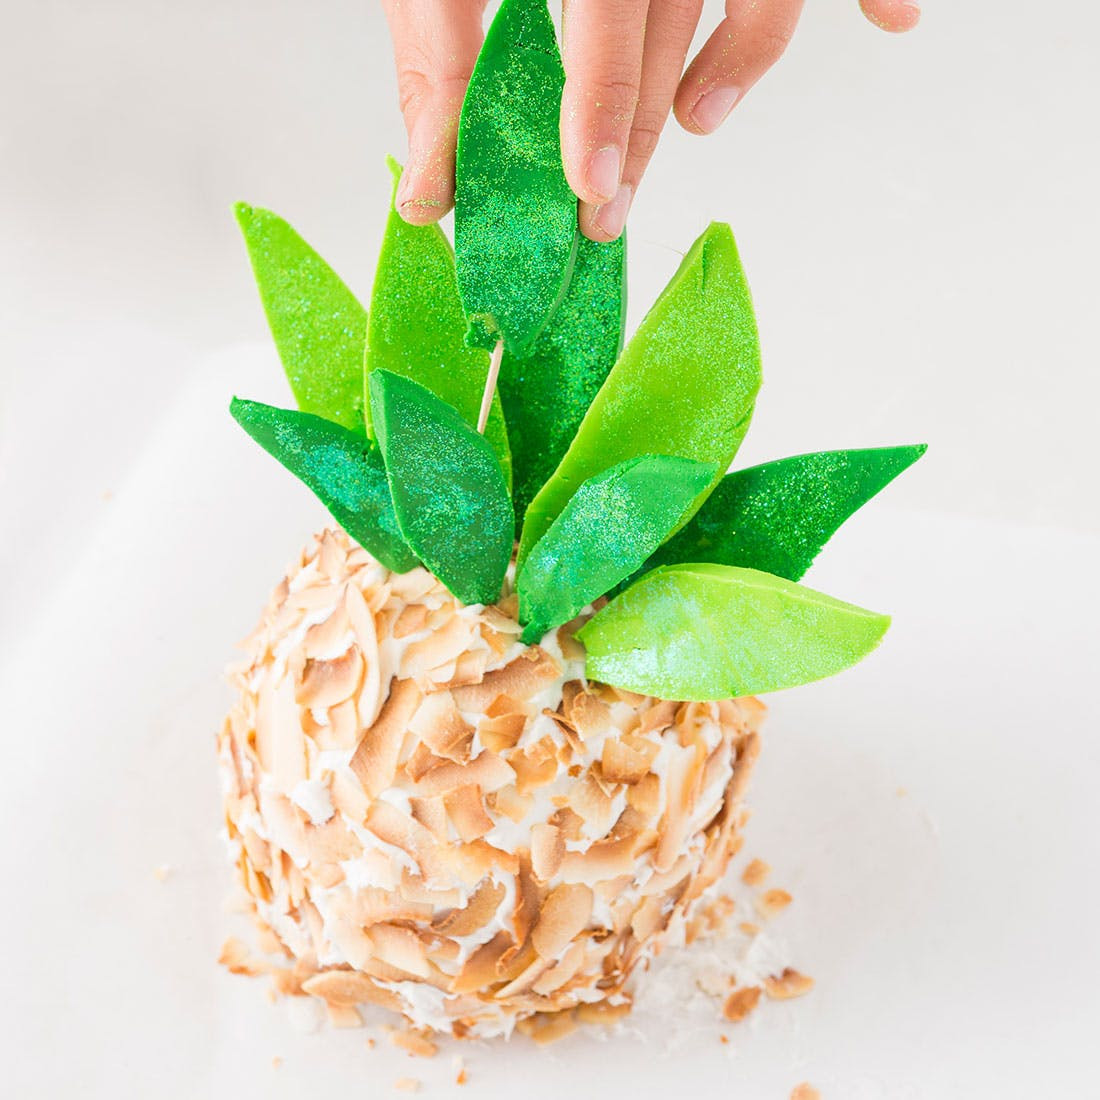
[578,563,891,701]
[235,204,368,432]
[454,0,579,356]
[229,398,417,573]
[500,232,626,527]
[518,222,762,567]
[516,455,716,644]
[645,446,928,582]
[369,371,513,606]
[366,157,512,487]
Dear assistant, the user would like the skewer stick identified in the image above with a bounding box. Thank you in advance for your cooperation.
[477,340,504,434]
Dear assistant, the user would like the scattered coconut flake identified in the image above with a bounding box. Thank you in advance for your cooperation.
[741,858,770,887]
[153,864,173,882]
[393,1077,420,1092]
[764,968,815,1000]
[722,986,762,1022]
[790,1085,821,1100]
[756,888,793,918]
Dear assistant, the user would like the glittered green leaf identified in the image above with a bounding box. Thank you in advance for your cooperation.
[369,370,513,605]
[366,158,512,487]
[500,232,626,523]
[517,455,716,644]
[578,564,890,701]
[519,222,762,566]
[647,445,928,582]
[235,204,367,432]
[229,398,417,573]
[454,0,579,355]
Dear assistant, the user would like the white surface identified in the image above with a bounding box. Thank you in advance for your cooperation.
[2,1,1099,1095]
[1,348,1097,1097]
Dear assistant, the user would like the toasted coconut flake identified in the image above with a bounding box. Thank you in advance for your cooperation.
[302,604,351,659]
[302,970,381,1006]
[722,986,763,1022]
[327,1002,364,1028]
[575,999,632,1026]
[449,839,519,883]
[451,931,513,994]
[629,895,665,941]
[401,615,474,682]
[440,648,489,689]
[432,878,506,937]
[389,1028,439,1058]
[392,603,430,639]
[444,785,495,842]
[531,884,594,959]
[558,837,637,886]
[408,751,516,799]
[408,796,449,841]
[516,1010,578,1044]
[485,784,531,824]
[350,677,419,795]
[404,742,449,783]
[742,858,771,887]
[451,648,561,712]
[566,689,612,739]
[567,771,616,836]
[510,738,560,795]
[367,923,433,979]
[256,675,307,793]
[410,691,474,764]
[477,712,527,754]
[297,647,364,709]
[364,801,445,881]
[756,888,793,918]
[388,567,438,601]
[345,582,384,725]
[530,823,564,881]
[531,939,586,995]
[218,936,267,976]
[601,739,652,785]
[393,1077,421,1092]
[764,968,815,1000]
[305,814,363,865]
[790,1085,821,1100]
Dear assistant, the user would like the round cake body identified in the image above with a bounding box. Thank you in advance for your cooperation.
[219,529,764,1037]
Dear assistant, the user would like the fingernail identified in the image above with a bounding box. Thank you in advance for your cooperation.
[691,86,741,134]
[396,168,414,208]
[586,145,622,204]
[594,183,633,240]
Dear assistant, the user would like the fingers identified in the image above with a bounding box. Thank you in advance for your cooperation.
[674,0,804,136]
[381,0,488,224]
[579,0,703,242]
[859,0,921,33]
[560,0,650,218]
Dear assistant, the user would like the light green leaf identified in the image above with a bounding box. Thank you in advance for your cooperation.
[647,445,928,581]
[369,370,513,605]
[366,158,512,486]
[454,0,578,355]
[500,232,626,524]
[235,204,367,432]
[229,398,417,573]
[517,455,716,643]
[577,563,890,700]
[519,222,761,565]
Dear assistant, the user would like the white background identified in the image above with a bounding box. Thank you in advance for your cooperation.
[1,2,1098,1097]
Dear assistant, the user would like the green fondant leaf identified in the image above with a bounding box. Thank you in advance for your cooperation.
[454,0,579,355]
[517,455,717,644]
[500,232,626,524]
[519,222,762,566]
[366,158,512,486]
[369,370,513,605]
[235,204,367,432]
[229,398,417,573]
[647,445,928,582]
[577,563,890,701]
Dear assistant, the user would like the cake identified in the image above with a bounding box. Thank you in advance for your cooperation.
[217,0,924,1039]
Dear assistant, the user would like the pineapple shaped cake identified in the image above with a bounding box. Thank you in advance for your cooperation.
[218,0,924,1038]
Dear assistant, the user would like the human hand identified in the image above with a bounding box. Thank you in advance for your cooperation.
[381,0,919,241]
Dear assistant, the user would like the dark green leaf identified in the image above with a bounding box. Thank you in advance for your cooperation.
[517,455,716,643]
[577,563,890,700]
[500,232,626,524]
[229,398,417,572]
[366,157,512,486]
[235,204,367,432]
[454,0,578,355]
[647,445,928,581]
[519,222,761,565]
[369,370,513,605]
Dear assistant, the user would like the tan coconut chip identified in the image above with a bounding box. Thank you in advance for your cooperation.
[790,1086,822,1100]
[530,823,564,881]
[451,931,513,994]
[558,836,638,886]
[547,806,585,841]
[741,858,771,887]
[531,884,594,959]
[764,968,815,1000]
[516,1010,578,1044]
[756,888,793,918]
[366,923,434,980]
[401,615,475,682]
[453,1055,468,1086]
[629,895,665,941]
[485,784,531,823]
[601,739,652,785]
[392,603,431,639]
[409,691,475,764]
[567,771,616,836]
[393,1077,421,1093]
[218,936,267,976]
[364,800,446,882]
[575,1000,632,1027]
[409,751,516,799]
[388,566,439,601]
[625,772,661,817]
[256,676,308,793]
[510,738,560,795]
[326,1002,364,1028]
[478,712,527,754]
[301,970,380,1006]
[432,878,507,937]
[404,742,449,782]
[408,796,449,841]
[296,647,364,709]
[530,939,587,995]
[305,814,362,864]
[389,1029,439,1058]
[350,678,421,796]
[451,648,561,712]
[302,602,350,659]
[448,839,519,884]
[443,785,495,842]
[722,986,763,1022]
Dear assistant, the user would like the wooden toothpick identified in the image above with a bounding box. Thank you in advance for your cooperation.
[477,340,504,434]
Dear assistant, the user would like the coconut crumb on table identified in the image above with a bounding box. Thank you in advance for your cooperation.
[741,859,770,886]
[790,1084,821,1100]
[722,986,763,1022]
[764,968,815,1000]
[389,1028,439,1058]
[393,1078,420,1093]
[271,1056,282,1070]
[152,864,173,882]
[453,1055,468,1085]
[755,888,793,918]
